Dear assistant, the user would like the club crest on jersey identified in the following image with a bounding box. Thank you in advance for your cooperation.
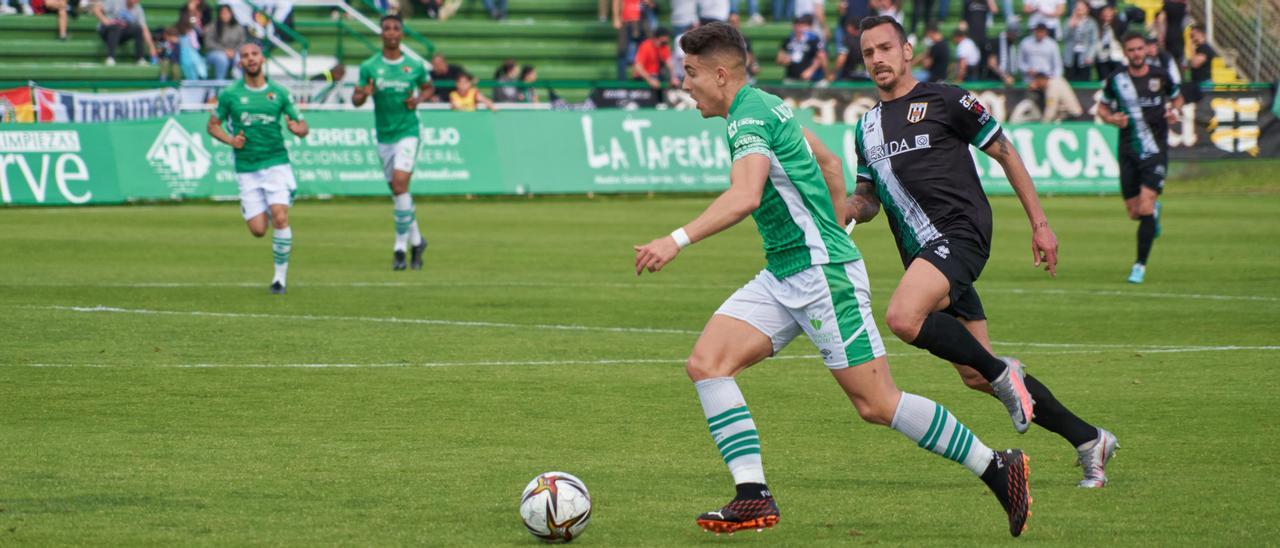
[266,92,276,101]
[1149,78,1161,92]
[907,102,929,124]
[402,65,412,73]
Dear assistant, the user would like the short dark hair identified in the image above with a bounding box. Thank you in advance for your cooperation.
[1143,33,1159,44]
[1121,31,1147,45]
[653,27,670,39]
[952,28,967,38]
[860,15,908,44]
[380,14,402,26]
[679,22,747,66]
[794,14,814,25]
[925,22,940,34]
[1190,23,1206,33]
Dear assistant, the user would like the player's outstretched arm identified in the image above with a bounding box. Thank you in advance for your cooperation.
[982,133,1058,276]
[206,114,244,149]
[633,154,769,275]
[801,127,847,229]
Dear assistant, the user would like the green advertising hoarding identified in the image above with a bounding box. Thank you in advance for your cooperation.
[0,110,1119,206]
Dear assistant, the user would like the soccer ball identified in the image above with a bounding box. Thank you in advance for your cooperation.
[519,472,592,543]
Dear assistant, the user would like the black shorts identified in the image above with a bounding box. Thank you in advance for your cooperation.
[916,238,989,321]
[1120,153,1167,199]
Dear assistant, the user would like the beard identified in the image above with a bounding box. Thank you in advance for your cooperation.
[873,67,899,91]
[244,64,262,78]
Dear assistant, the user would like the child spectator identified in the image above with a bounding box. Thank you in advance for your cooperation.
[449,73,496,111]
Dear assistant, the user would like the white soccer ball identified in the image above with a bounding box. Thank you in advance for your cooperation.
[519,471,592,543]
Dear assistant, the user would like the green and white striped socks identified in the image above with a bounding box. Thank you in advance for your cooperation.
[892,392,994,476]
[271,227,291,285]
[392,193,417,252]
[696,377,766,485]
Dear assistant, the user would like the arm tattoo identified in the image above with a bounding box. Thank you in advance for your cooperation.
[990,134,1014,159]
[846,180,880,224]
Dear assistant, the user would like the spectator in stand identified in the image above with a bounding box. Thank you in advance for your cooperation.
[1084,0,1114,19]
[962,0,997,52]
[1023,0,1064,39]
[777,14,827,83]
[176,17,207,79]
[613,0,647,80]
[829,18,867,81]
[1062,0,1098,81]
[913,23,948,82]
[952,27,981,82]
[0,0,33,15]
[94,0,157,66]
[518,65,539,103]
[907,0,932,37]
[177,0,211,40]
[871,0,902,25]
[772,0,793,22]
[697,0,729,24]
[449,72,496,111]
[671,0,696,36]
[1094,5,1123,80]
[835,0,868,53]
[1162,0,1186,65]
[984,24,1020,84]
[158,26,182,80]
[1027,70,1083,121]
[428,53,465,102]
[205,5,245,80]
[729,0,764,26]
[1145,34,1180,86]
[793,0,827,40]
[493,58,522,102]
[632,27,677,101]
[1184,23,1214,103]
[1018,22,1062,79]
[43,0,72,40]
[482,0,506,20]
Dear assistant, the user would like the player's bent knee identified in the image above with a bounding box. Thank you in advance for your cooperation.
[883,308,921,342]
[851,395,895,426]
[685,354,730,381]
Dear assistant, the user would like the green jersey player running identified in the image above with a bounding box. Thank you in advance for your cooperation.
[633,23,1032,538]
[207,43,309,295]
[843,16,1117,488]
[353,15,433,271]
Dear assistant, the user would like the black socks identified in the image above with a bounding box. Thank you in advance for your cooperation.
[910,312,1008,382]
[734,483,771,500]
[1023,374,1099,447]
[1137,214,1156,265]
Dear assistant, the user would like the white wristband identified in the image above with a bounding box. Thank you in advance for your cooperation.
[670,228,692,249]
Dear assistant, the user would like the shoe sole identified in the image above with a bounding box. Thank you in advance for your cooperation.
[1007,451,1033,537]
[696,515,779,534]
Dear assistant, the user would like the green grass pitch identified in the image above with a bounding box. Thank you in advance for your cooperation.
[1,161,1278,545]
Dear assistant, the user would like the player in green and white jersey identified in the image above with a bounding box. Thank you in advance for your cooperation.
[352,15,433,271]
[207,43,309,295]
[632,23,1032,537]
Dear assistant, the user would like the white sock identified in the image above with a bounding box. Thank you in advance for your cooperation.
[271,227,291,285]
[695,377,766,485]
[409,218,423,247]
[891,392,994,476]
[392,192,414,252]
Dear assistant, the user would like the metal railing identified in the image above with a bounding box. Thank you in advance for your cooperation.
[1195,0,1280,83]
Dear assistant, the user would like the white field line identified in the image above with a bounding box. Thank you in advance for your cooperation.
[23,305,1280,354]
[23,305,699,335]
[12,344,1280,369]
[3,281,1277,303]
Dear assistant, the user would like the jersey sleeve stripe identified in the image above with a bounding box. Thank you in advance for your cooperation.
[732,145,772,161]
[972,120,1001,149]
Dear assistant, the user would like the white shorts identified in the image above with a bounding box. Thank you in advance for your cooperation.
[236,163,297,221]
[715,261,887,369]
[377,136,419,182]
